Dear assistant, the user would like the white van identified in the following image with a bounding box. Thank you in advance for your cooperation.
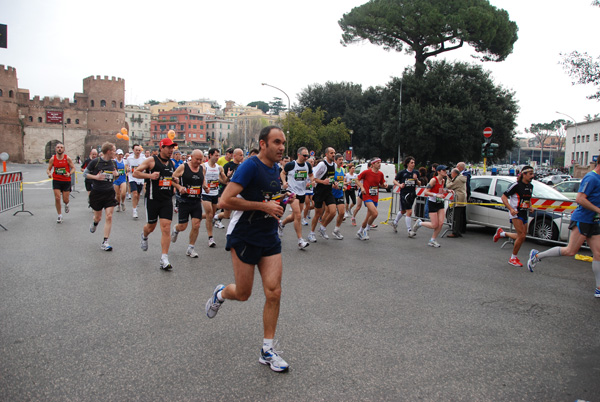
[355,162,396,192]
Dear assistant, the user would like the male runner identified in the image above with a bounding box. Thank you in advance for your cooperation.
[308,147,338,242]
[280,146,312,249]
[46,142,75,223]
[133,138,177,270]
[171,150,208,258]
[217,148,233,167]
[527,162,600,298]
[205,125,291,372]
[202,148,227,247]
[81,148,98,197]
[302,157,315,226]
[391,156,419,236]
[492,166,534,266]
[84,142,119,251]
[356,158,386,240]
[126,144,146,219]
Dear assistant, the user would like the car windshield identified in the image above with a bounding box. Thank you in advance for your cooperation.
[531,179,569,200]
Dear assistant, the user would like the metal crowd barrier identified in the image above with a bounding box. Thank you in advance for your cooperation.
[0,171,33,230]
[389,186,454,237]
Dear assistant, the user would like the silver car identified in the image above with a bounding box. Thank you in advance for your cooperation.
[463,175,573,242]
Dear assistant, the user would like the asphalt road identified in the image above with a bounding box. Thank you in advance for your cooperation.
[1,163,599,401]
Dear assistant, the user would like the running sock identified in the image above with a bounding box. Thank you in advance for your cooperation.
[335,226,340,231]
[161,253,169,262]
[511,254,517,259]
[500,231,506,238]
[593,260,600,288]
[216,290,225,302]
[405,216,412,230]
[263,338,274,352]
[430,238,435,243]
[320,224,326,231]
[537,247,561,260]
[188,244,194,249]
[394,213,403,225]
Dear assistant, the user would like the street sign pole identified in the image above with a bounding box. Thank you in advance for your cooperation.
[483,127,493,174]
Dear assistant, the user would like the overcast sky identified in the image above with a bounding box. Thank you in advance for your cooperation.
[1,0,599,135]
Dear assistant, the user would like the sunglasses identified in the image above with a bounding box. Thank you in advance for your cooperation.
[301,154,309,157]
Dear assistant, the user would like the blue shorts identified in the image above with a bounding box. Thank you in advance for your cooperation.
[114,176,126,186]
[226,235,281,266]
[511,216,528,225]
[130,181,144,193]
[364,199,378,208]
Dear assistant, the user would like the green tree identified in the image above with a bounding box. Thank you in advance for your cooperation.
[380,60,518,164]
[269,97,287,115]
[147,100,159,106]
[282,108,350,156]
[339,0,518,77]
[525,120,567,165]
[247,101,269,114]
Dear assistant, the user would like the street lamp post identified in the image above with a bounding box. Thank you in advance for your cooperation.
[349,129,354,161]
[556,111,578,174]
[261,83,291,156]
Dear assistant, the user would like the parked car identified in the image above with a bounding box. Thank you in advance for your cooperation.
[540,174,567,185]
[355,162,396,192]
[553,179,582,200]
[461,175,572,242]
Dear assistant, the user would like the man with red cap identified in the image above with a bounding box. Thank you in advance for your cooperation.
[133,138,178,270]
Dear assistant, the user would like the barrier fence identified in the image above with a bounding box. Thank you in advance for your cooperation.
[0,171,33,230]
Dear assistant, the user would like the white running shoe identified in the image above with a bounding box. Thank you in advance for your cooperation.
[307,232,317,243]
[90,221,97,233]
[171,228,179,243]
[121,203,125,212]
[64,203,69,213]
[140,234,148,251]
[527,249,539,273]
[411,219,422,234]
[186,247,199,258]
[332,229,344,240]
[116,204,121,212]
[133,209,138,219]
[278,221,284,238]
[428,239,441,248]
[214,219,225,229]
[160,258,172,270]
[301,218,309,226]
[101,240,113,251]
[206,284,225,318]
[208,238,216,248]
[391,221,398,233]
[318,226,329,239]
[363,231,370,240]
[298,238,309,250]
[57,215,63,224]
[259,345,289,372]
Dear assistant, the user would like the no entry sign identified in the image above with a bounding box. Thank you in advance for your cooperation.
[483,127,493,138]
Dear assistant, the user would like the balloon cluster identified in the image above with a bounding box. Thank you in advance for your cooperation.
[116,127,129,141]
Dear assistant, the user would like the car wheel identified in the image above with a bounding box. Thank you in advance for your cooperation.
[529,216,559,243]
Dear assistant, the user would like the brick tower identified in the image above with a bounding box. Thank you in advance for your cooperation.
[0,65,24,162]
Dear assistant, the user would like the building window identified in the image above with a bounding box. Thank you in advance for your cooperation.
[0,89,2,96]
[120,102,123,108]
[9,90,14,98]
[193,125,197,129]
[595,133,599,141]
[38,117,42,122]
[91,100,95,107]
[76,119,80,124]
[160,125,166,130]
[586,135,590,142]
[111,101,116,108]
[577,135,581,143]
[28,116,33,122]
[170,125,175,130]
[101,100,106,107]
[67,118,71,124]
[180,125,184,130]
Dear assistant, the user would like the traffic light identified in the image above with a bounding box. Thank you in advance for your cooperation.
[488,143,499,157]
[481,142,489,157]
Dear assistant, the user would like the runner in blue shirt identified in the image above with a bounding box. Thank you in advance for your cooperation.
[205,125,291,372]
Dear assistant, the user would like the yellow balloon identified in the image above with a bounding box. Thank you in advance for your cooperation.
[123,135,129,141]
[121,127,128,135]
[168,130,176,140]
[116,133,123,139]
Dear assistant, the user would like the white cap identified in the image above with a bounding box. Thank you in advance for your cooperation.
[116,149,124,155]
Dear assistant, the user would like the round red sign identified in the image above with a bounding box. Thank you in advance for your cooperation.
[483,127,493,138]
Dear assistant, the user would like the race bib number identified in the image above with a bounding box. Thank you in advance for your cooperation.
[436,197,444,203]
[520,200,530,209]
[159,177,172,188]
[369,186,378,196]
[405,178,416,187]
[118,168,126,175]
[350,179,356,188]
[55,167,67,175]
[187,186,201,196]
[208,180,219,189]
[103,171,114,182]
[294,170,308,180]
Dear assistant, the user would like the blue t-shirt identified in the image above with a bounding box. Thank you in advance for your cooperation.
[332,167,345,199]
[227,156,281,246]
[571,170,600,224]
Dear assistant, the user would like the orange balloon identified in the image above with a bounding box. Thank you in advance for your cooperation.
[116,133,123,139]
[168,130,176,140]
[121,127,128,135]
[123,135,129,141]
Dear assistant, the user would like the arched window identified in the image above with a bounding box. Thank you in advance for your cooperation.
[120,102,123,108]
[66,118,71,124]
[75,119,80,124]
[111,101,116,108]
[0,89,3,96]
[91,100,95,107]
[28,116,33,122]
[9,90,14,98]
[100,100,106,107]
[38,117,42,123]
